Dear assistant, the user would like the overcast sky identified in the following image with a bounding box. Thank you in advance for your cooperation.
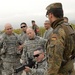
[0,0,75,30]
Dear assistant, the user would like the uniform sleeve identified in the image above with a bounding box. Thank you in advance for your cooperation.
[0,39,3,49]
[21,41,27,62]
[0,42,3,55]
[46,28,66,75]
[0,34,3,46]
[40,37,47,52]
[0,34,4,55]
[16,34,23,45]
[18,34,22,44]
[30,61,47,75]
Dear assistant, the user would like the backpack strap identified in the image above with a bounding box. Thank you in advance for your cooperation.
[61,24,74,36]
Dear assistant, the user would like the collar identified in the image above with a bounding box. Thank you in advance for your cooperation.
[29,35,36,40]
[37,57,46,63]
[51,18,64,29]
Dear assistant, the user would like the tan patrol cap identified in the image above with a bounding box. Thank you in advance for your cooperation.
[46,2,62,10]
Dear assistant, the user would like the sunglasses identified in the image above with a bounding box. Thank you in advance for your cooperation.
[21,26,26,28]
[33,54,40,58]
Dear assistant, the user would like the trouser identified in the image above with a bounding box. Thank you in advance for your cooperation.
[2,61,22,75]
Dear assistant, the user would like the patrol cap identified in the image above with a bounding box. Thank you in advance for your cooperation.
[46,2,63,16]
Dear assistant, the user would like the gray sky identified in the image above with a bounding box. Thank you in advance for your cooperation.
[0,0,75,30]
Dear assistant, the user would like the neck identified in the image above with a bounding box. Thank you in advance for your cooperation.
[52,17,58,23]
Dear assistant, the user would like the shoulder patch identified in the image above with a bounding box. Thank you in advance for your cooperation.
[51,37,57,41]
[51,34,58,41]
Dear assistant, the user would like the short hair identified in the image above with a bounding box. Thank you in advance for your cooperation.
[44,20,50,24]
[46,8,63,18]
[20,22,27,26]
[63,17,68,21]
[34,47,44,53]
[31,20,35,23]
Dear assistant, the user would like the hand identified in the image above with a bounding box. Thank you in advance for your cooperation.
[18,45,23,51]
[24,66,30,72]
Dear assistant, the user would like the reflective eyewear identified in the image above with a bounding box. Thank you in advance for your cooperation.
[21,26,26,28]
[33,54,40,58]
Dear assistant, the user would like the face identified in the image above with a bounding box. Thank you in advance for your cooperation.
[33,50,44,62]
[26,29,35,39]
[32,22,35,25]
[47,13,53,24]
[21,24,27,32]
[44,23,50,30]
[5,24,13,35]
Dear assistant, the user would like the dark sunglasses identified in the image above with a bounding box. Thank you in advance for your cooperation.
[21,26,26,28]
[33,54,40,58]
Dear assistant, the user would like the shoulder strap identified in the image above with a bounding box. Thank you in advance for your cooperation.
[61,24,74,35]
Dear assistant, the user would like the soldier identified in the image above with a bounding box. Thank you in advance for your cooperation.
[18,22,28,53]
[24,48,47,75]
[63,17,73,29]
[43,20,53,39]
[31,20,40,36]
[21,28,46,73]
[46,2,75,75]
[0,23,22,75]
[19,22,28,44]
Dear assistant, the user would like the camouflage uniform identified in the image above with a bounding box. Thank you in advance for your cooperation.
[19,32,28,44]
[46,18,75,75]
[0,58,2,75]
[45,2,75,75]
[29,57,47,75]
[21,36,46,62]
[0,59,2,75]
[43,27,53,39]
[32,25,40,36]
[0,33,21,75]
[0,34,3,75]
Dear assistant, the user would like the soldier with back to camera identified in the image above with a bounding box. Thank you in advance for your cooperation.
[46,2,75,75]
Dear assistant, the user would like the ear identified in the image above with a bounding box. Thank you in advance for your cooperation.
[50,13,53,18]
[42,52,44,55]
